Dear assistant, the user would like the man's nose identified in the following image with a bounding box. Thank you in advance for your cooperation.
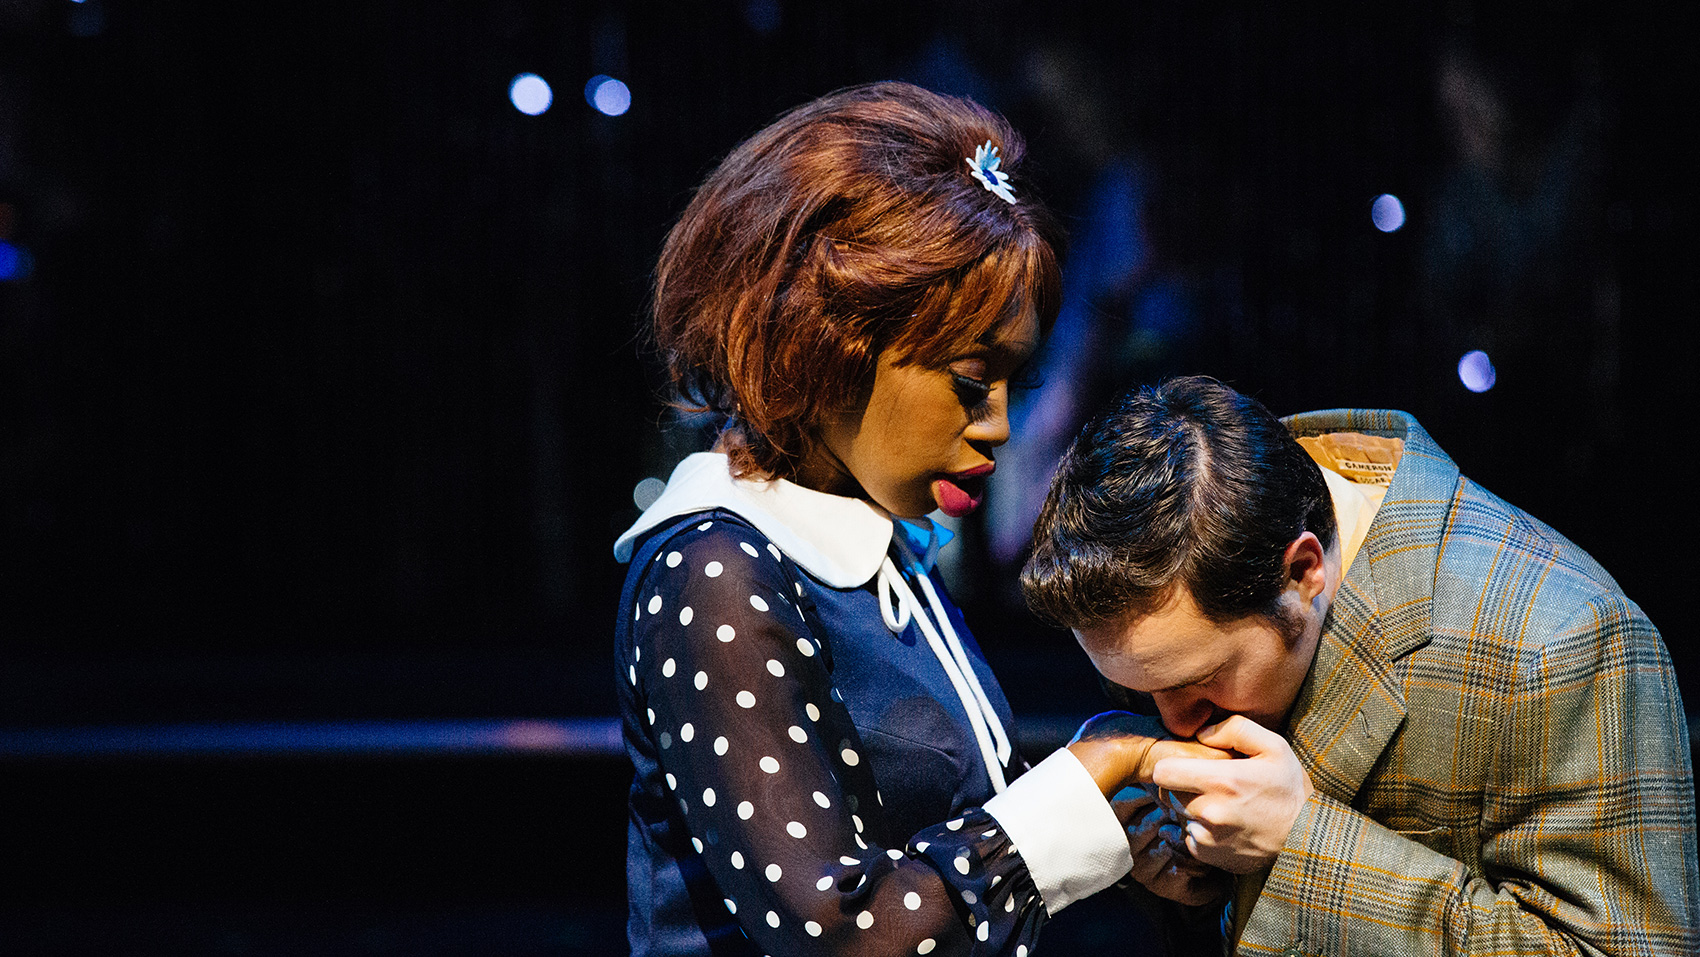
[1152,691,1216,739]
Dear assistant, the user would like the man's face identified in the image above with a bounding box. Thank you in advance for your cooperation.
[1073,584,1325,740]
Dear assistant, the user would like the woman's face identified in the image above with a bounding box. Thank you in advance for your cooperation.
[799,312,1040,519]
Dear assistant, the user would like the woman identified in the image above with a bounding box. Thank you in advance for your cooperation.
[614,82,1214,956]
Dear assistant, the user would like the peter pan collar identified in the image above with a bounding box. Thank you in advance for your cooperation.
[613,452,951,588]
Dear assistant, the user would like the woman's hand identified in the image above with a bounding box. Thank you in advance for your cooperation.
[1113,790,1232,906]
[1066,711,1234,796]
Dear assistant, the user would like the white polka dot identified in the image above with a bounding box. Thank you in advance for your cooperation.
[665,773,677,790]
[962,890,977,904]
[805,703,821,721]
[760,756,780,773]
[694,671,708,690]
[666,551,682,567]
[633,603,641,621]
[740,542,759,557]
[662,658,676,677]
[724,898,735,914]
[716,624,735,642]
[788,726,807,743]
[796,638,815,657]
[977,921,989,941]
[678,606,693,625]
[877,791,884,805]
[1017,946,1028,957]
[840,855,859,866]
[918,938,936,954]
[816,875,833,891]
[991,875,1001,887]
[765,864,782,882]
[647,595,662,614]
[768,544,782,561]
[646,708,655,725]
[856,911,874,929]
[750,595,769,612]
[840,748,860,766]
[812,791,830,808]
[795,582,803,594]
[854,833,867,849]
[691,837,703,853]
[736,691,756,708]
[954,857,970,875]
[680,723,694,742]
[982,828,998,838]
[786,821,807,839]
[888,849,903,861]
[697,521,713,531]
[946,819,964,831]
[915,841,929,853]
[633,645,640,662]
[714,736,729,755]
[659,732,671,749]
[766,911,780,928]
[628,666,636,685]
[851,814,864,833]
[738,801,754,820]
[805,921,822,937]
[1006,896,1016,912]
[730,851,744,869]
[701,788,716,807]
[704,561,723,578]
[766,659,785,677]
[904,892,922,910]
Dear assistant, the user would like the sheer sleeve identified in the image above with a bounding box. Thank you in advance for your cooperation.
[627,517,1048,956]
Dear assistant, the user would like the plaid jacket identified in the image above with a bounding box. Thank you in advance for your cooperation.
[1232,409,1698,956]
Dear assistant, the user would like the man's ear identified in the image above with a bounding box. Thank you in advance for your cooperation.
[1282,531,1329,603]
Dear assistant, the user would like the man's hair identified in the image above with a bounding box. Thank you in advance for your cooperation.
[1022,377,1336,628]
[651,81,1062,480]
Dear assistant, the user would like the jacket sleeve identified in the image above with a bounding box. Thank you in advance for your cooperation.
[628,519,1128,956]
[1239,594,1698,957]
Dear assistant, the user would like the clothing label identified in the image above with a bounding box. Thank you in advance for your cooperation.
[1297,432,1404,487]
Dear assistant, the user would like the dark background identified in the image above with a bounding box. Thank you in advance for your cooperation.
[1,1,1693,953]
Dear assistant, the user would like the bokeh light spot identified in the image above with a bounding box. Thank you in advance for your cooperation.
[1371,193,1406,233]
[508,73,553,116]
[1458,350,1496,392]
[633,477,667,510]
[586,75,632,116]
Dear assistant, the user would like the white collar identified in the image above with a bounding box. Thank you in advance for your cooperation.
[614,452,906,588]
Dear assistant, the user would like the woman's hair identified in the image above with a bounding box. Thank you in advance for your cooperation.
[652,81,1062,480]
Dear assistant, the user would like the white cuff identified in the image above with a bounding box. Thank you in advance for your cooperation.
[982,746,1133,915]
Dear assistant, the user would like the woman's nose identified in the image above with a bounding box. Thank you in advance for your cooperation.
[966,386,1011,447]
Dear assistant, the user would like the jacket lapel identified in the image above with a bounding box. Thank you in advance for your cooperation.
[1280,410,1459,804]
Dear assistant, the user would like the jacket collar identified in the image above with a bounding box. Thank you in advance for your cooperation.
[1281,410,1460,802]
[613,453,950,588]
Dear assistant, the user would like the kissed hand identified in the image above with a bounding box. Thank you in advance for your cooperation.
[1113,789,1230,906]
[1150,715,1314,874]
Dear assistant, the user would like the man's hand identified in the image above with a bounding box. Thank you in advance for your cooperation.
[1151,715,1314,874]
[1113,789,1231,906]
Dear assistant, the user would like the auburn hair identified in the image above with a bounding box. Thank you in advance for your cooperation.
[651,81,1062,480]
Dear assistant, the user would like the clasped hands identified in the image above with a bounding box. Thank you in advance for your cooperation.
[1066,711,1315,906]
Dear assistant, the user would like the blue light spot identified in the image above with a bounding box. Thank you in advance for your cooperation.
[586,75,632,116]
[1458,350,1496,392]
[508,73,553,116]
[1371,193,1406,233]
[0,241,28,282]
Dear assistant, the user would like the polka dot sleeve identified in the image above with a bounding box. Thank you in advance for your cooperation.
[628,519,1048,956]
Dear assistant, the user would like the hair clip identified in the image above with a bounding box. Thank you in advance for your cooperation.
[966,140,1017,205]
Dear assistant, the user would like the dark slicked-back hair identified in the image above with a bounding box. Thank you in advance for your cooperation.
[1022,377,1336,628]
[652,81,1062,480]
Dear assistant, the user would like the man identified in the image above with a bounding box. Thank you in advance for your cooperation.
[1022,377,1697,955]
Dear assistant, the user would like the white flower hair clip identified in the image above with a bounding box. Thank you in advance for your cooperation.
[966,140,1017,205]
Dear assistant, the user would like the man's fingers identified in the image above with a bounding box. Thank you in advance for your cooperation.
[1151,756,1235,795]
[1195,713,1283,756]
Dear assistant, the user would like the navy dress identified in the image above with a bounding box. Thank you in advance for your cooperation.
[616,508,1049,956]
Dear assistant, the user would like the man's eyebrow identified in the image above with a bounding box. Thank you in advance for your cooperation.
[1146,661,1224,695]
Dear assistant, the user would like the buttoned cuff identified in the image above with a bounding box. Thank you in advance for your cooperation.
[983,746,1133,915]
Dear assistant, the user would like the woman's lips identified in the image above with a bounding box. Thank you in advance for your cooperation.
[931,464,995,518]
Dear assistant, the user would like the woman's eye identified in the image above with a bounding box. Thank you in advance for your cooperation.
[951,373,992,406]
